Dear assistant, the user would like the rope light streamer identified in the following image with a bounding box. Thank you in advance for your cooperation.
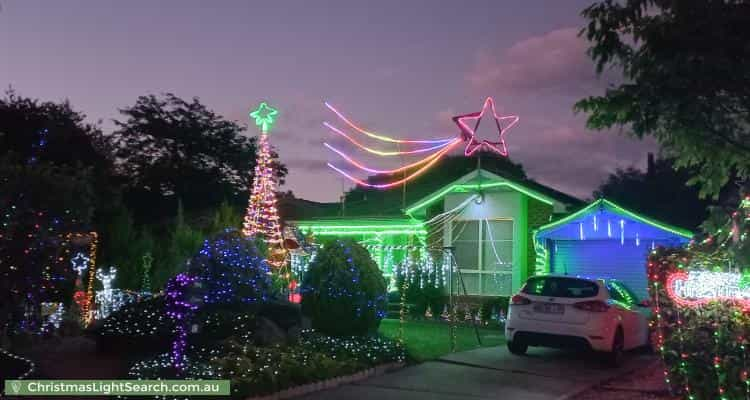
[323,97,517,188]
[324,102,455,144]
[423,195,477,244]
[324,122,455,156]
[326,139,461,189]
[324,140,458,174]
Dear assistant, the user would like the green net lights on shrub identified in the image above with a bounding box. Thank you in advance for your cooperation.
[301,239,387,337]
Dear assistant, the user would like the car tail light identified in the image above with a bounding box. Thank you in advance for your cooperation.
[573,300,609,312]
[510,294,531,305]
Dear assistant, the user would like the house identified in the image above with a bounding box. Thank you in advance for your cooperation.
[285,164,693,299]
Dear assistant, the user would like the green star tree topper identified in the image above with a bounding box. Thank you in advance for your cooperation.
[249,102,278,134]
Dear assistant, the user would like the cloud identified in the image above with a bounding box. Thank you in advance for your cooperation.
[458,27,652,200]
[468,27,617,97]
[510,117,658,200]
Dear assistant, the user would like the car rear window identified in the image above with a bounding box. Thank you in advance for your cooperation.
[522,277,599,298]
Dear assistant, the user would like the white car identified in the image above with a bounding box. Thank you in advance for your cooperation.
[505,275,650,365]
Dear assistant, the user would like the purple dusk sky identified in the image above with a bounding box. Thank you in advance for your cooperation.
[0,0,656,202]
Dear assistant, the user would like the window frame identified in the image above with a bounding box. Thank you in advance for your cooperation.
[450,217,514,296]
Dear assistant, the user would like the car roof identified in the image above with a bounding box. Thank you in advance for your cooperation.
[527,275,637,290]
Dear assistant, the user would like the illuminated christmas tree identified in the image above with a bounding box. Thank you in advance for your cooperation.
[242,102,285,267]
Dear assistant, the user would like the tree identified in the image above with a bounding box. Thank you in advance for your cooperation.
[0,156,94,330]
[0,89,111,172]
[98,204,155,291]
[576,0,750,198]
[594,155,712,230]
[111,93,287,221]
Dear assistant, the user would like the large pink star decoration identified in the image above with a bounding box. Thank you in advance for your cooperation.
[452,97,519,157]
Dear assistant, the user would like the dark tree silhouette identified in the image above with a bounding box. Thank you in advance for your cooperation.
[0,89,111,172]
[111,93,287,221]
[576,0,750,198]
[0,157,94,331]
[594,155,711,230]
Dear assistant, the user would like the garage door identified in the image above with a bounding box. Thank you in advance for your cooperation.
[549,240,650,301]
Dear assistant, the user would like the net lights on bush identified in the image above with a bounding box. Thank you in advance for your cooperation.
[128,331,405,398]
[165,273,199,371]
[191,232,274,305]
[323,97,517,189]
[648,227,750,400]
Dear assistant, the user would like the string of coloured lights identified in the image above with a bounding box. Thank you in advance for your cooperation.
[324,97,518,188]
[242,102,286,269]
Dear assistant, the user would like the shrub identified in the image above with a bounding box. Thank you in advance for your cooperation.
[99,295,173,339]
[128,331,405,398]
[648,247,750,400]
[301,239,387,336]
[186,230,277,305]
[397,272,446,319]
[96,295,174,353]
[661,302,750,400]
[481,296,509,322]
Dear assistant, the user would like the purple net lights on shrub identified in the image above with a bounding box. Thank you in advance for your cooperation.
[165,273,199,371]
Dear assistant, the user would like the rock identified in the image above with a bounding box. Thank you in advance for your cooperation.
[286,325,302,344]
[254,317,287,346]
[258,301,302,330]
[301,316,312,330]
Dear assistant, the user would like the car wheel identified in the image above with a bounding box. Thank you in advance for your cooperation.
[507,340,527,355]
[605,328,624,367]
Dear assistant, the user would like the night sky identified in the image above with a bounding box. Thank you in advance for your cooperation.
[0,0,656,202]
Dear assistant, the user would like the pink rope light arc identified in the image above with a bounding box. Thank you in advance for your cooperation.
[324,102,455,144]
[324,122,454,156]
[327,139,462,189]
[324,138,461,175]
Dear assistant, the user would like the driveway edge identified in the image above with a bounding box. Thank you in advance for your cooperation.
[245,362,406,400]
[554,361,648,400]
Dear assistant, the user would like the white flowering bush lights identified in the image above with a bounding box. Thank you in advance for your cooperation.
[128,330,405,398]
[97,295,176,353]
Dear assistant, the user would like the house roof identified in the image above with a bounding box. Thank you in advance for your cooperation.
[285,167,582,223]
[278,196,341,221]
[404,169,581,217]
[534,198,694,242]
[292,217,427,237]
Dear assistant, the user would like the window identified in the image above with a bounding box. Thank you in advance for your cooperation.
[451,219,513,296]
[522,277,599,298]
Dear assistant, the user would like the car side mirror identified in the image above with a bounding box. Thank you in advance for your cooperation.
[638,299,651,308]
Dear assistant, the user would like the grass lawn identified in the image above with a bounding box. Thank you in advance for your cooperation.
[378,318,505,362]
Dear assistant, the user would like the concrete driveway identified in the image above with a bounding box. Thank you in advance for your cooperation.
[300,346,655,400]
